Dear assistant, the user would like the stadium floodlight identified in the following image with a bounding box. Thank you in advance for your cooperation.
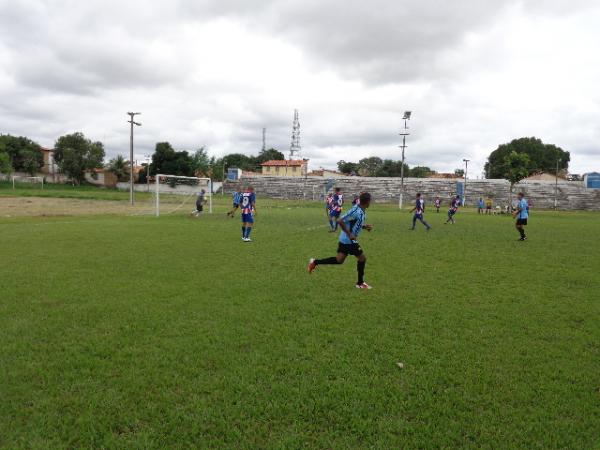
[462,159,470,206]
[127,112,142,205]
[155,174,213,217]
[399,111,412,208]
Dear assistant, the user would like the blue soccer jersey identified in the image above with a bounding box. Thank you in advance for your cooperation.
[232,191,242,206]
[339,204,366,244]
[415,198,425,215]
[241,192,255,215]
[518,198,529,219]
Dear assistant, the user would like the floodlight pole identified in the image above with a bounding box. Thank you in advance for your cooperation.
[462,159,470,206]
[399,111,411,209]
[127,112,141,205]
[554,158,561,210]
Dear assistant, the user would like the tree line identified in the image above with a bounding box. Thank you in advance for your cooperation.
[1,132,571,188]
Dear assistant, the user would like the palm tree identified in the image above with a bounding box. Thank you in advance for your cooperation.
[106,155,130,182]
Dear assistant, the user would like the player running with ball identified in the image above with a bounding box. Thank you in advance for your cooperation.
[445,195,461,224]
[308,192,374,289]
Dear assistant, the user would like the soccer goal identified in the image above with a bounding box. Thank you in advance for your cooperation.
[155,174,212,217]
[12,176,44,189]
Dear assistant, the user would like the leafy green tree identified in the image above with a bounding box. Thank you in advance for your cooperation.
[485,137,569,178]
[374,159,408,177]
[54,132,105,184]
[149,142,194,177]
[409,166,434,178]
[358,157,383,177]
[106,155,130,182]
[0,150,12,176]
[337,160,360,175]
[257,148,285,164]
[222,153,258,171]
[0,134,43,174]
[503,151,531,203]
[191,147,210,176]
[454,168,465,178]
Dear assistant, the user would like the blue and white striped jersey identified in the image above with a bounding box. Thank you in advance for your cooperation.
[339,204,366,244]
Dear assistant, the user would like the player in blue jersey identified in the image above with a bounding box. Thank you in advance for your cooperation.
[409,193,431,231]
[308,192,374,289]
[227,190,243,217]
[325,193,334,228]
[513,192,529,241]
[445,195,461,224]
[328,187,344,232]
[240,187,256,242]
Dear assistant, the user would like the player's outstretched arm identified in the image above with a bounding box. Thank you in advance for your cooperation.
[362,224,373,232]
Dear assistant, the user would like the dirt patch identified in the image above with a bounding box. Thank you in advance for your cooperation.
[0,197,156,217]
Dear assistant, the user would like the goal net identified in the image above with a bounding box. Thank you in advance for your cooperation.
[155,174,212,217]
[12,176,44,189]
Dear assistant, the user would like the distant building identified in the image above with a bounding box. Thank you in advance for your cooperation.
[584,172,600,189]
[84,168,118,187]
[40,147,57,176]
[261,159,309,177]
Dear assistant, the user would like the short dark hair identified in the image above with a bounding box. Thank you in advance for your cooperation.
[416,192,421,197]
[359,192,371,204]
[518,192,525,197]
[335,187,341,192]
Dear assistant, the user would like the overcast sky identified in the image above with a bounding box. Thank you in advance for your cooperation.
[1,0,599,176]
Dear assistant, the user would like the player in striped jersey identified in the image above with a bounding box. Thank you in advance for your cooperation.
[240,187,256,242]
[227,190,243,217]
[308,192,374,289]
[409,193,431,231]
[445,195,461,224]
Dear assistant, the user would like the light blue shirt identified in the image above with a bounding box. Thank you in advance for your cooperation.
[339,204,366,244]
[518,198,529,219]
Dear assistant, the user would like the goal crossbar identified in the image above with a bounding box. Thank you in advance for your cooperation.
[155,174,212,217]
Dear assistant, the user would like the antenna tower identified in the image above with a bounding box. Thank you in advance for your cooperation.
[289,109,301,159]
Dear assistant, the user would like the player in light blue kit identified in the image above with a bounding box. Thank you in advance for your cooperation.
[513,192,529,241]
[308,192,374,289]
[409,192,431,231]
[240,187,256,242]
[227,190,243,218]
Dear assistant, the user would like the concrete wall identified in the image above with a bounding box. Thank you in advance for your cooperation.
[224,176,600,210]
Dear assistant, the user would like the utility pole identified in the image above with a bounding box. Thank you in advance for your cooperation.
[555,158,561,210]
[262,128,267,153]
[127,112,141,205]
[462,159,470,206]
[399,111,412,208]
[289,109,301,160]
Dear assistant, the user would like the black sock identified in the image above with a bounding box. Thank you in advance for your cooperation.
[357,260,366,284]
[315,257,340,265]
[519,228,525,238]
[242,226,246,237]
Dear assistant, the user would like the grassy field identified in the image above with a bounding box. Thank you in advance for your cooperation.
[1,187,599,449]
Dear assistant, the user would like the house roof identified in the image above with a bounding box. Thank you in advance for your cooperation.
[261,159,307,167]
[40,147,54,152]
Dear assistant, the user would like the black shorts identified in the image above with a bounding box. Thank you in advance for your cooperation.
[516,218,528,226]
[196,203,203,211]
[337,242,363,257]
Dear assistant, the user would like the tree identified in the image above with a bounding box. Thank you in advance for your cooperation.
[409,166,434,178]
[374,159,408,177]
[149,142,194,177]
[54,132,105,184]
[485,137,569,178]
[337,160,360,175]
[257,148,285,164]
[0,134,43,174]
[454,168,465,178]
[106,155,130,182]
[190,147,210,177]
[503,150,531,204]
[0,150,12,176]
[358,157,383,177]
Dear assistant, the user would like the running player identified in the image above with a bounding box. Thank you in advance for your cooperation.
[325,193,334,230]
[240,187,256,242]
[434,196,441,213]
[191,189,206,217]
[409,193,431,231]
[445,195,461,224]
[513,192,529,241]
[308,192,374,289]
[328,188,344,232]
[227,190,243,217]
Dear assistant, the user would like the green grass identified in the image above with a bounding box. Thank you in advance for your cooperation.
[1,194,599,449]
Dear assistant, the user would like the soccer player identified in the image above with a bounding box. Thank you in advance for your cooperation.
[328,187,344,232]
[409,193,431,231]
[240,186,256,242]
[485,197,493,215]
[191,189,206,217]
[434,196,441,213]
[227,190,242,218]
[478,197,485,214]
[513,192,529,241]
[325,193,334,230]
[445,195,461,224]
[307,192,374,289]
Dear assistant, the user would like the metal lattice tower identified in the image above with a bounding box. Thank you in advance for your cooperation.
[289,109,301,159]
[262,128,266,153]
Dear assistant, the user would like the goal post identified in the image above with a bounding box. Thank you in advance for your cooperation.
[155,174,212,217]
[12,176,44,189]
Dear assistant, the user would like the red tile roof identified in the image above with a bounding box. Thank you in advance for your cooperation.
[261,159,307,167]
